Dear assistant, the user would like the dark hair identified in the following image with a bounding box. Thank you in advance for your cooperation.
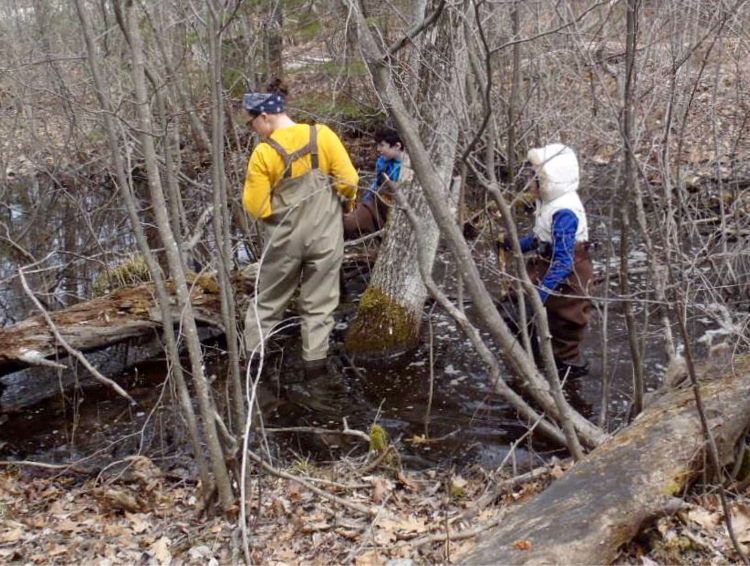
[374,127,402,148]
[267,78,289,97]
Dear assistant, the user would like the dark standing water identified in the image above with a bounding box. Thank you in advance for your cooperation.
[0,247,669,472]
[1,168,677,471]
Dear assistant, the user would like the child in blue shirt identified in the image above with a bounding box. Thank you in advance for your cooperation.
[503,144,594,376]
[343,128,412,239]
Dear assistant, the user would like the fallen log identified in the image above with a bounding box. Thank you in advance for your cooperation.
[0,268,257,378]
[0,245,379,378]
[0,326,223,412]
[460,355,750,565]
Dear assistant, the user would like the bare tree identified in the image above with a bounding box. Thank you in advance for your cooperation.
[345,0,464,357]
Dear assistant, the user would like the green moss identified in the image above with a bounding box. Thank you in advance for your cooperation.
[186,271,221,294]
[93,255,152,297]
[651,533,699,563]
[450,484,467,499]
[345,287,420,357]
[663,469,692,496]
[370,424,390,454]
[369,424,399,467]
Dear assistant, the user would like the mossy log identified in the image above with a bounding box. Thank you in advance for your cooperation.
[460,356,750,565]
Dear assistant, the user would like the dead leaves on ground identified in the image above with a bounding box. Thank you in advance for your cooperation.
[0,461,228,564]
[621,492,750,564]
[0,458,509,564]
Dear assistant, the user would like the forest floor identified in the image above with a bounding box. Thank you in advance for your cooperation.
[2,450,749,564]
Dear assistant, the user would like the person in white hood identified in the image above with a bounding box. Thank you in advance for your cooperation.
[503,143,594,376]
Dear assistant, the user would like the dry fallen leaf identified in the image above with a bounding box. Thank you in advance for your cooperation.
[514,539,533,551]
[125,511,151,534]
[103,522,131,537]
[686,507,721,530]
[56,518,82,533]
[396,470,421,492]
[355,550,386,566]
[95,487,142,513]
[151,536,172,566]
[48,544,67,557]
[271,496,290,516]
[379,515,428,535]
[371,477,390,504]
[0,526,23,543]
[730,503,750,543]
[550,464,565,479]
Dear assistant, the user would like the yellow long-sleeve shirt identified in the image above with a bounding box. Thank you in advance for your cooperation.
[243,123,359,219]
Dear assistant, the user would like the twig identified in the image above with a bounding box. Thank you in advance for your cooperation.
[473,464,555,511]
[358,446,394,476]
[404,512,507,548]
[18,266,136,405]
[243,448,374,517]
[264,425,370,444]
[0,459,86,472]
[343,229,383,247]
[386,0,446,57]
[17,348,67,370]
[673,299,749,565]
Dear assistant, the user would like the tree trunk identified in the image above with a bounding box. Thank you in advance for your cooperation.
[344,0,464,357]
[207,0,245,433]
[620,0,645,415]
[75,0,214,500]
[461,356,750,565]
[123,0,235,511]
[346,0,604,450]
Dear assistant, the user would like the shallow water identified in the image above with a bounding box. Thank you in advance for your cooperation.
[0,170,676,471]
[0,253,668,473]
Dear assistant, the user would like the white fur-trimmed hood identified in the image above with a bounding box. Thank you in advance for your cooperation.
[527,143,579,203]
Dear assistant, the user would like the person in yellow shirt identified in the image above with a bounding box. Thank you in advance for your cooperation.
[242,79,358,374]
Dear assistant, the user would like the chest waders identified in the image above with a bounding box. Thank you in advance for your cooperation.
[526,242,593,367]
[244,125,344,363]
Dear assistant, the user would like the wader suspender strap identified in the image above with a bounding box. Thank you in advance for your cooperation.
[262,125,320,181]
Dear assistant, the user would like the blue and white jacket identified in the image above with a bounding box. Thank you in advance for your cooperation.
[519,144,589,303]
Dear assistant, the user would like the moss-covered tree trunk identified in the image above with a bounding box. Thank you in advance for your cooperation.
[345,1,464,357]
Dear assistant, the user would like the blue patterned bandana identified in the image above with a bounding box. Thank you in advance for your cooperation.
[243,92,285,115]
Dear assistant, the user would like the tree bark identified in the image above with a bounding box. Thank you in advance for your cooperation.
[461,356,750,565]
[207,0,245,433]
[620,0,645,416]
[344,0,463,357]
[0,270,257,378]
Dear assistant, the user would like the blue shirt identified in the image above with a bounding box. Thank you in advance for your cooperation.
[363,156,402,204]
[519,209,579,303]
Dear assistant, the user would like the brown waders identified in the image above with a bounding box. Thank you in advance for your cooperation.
[527,243,594,366]
[342,186,393,240]
[244,126,344,363]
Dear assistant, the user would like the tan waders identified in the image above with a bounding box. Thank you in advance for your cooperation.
[244,126,344,363]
